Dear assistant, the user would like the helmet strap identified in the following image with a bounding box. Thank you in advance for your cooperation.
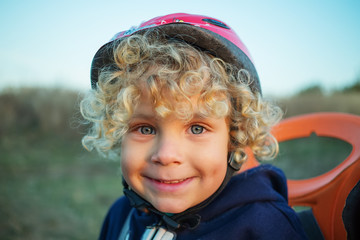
[122,152,244,231]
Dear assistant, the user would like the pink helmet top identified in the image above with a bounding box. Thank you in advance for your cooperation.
[91,13,261,93]
[111,13,252,60]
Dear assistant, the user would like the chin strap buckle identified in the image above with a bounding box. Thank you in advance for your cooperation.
[228,151,247,171]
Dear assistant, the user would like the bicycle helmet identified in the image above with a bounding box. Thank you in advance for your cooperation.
[90,13,261,94]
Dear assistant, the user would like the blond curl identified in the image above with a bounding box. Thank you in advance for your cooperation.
[80,32,283,160]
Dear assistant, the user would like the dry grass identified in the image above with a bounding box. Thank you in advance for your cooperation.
[277,92,360,118]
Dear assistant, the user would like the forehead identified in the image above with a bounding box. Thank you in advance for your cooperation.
[128,62,230,121]
[131,85,230,123]
[136,86,201,115]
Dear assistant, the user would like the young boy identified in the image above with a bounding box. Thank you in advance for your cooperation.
[81,13,308,239]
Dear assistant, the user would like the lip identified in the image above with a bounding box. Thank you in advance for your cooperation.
[144,176,194,193]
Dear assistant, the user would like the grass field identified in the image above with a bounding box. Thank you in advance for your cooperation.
[273,135,353,179]
[0,87,359,239]
[0,133,122,239]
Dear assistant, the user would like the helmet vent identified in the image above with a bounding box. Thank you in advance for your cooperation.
[202,18,230,29]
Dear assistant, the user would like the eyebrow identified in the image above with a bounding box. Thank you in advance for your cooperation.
[192,113,208,120]
[130,111,215,122]
[130,113,157,119]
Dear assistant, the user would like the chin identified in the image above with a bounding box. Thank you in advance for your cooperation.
[153,202,190,214]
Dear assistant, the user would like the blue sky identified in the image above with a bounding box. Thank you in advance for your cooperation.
[1,0,359,96]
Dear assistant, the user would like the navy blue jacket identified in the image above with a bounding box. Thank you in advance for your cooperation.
[99,164,308,239]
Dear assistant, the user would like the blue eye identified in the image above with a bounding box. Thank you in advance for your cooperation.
[190,125,204,134]
[139,126,156,135]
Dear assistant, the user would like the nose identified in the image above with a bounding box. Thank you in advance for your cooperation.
[150,134,182,166]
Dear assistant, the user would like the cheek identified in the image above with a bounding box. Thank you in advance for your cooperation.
[209,156,228,178]
[194,151,228,201]
[201,134,229,178]
[120,137,151,184]
[120,147,131,181]
[193,144,228,179]
[120,139,138,181]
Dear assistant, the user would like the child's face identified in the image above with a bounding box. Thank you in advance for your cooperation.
[121,92,229,214]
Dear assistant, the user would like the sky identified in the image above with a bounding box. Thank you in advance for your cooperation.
[0,0,360,96]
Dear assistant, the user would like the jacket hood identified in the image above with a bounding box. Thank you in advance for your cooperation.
[198,164,288,221]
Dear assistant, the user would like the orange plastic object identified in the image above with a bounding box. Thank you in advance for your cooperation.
[269,112,360,240]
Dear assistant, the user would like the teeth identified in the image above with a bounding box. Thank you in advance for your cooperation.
[160,179,185,184]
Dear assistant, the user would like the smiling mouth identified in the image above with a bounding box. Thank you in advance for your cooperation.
[156,178,189,184]
[146,176,194,185]
[145,176,194,192]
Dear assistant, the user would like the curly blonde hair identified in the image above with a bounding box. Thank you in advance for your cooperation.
[80,32,283,161]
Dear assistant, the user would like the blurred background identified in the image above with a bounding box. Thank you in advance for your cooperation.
[1,0,360,239]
